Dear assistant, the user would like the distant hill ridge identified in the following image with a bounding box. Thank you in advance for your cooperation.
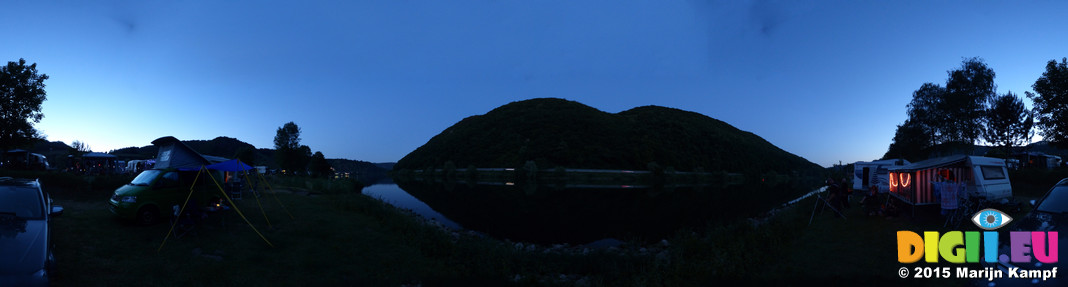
[395,98,824,177]
[104,137,390,176]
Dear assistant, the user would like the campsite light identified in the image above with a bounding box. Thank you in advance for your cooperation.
[901,173,911,187]
[890,172,898,188]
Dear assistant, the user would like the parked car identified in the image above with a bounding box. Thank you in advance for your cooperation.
[981,178,1068,287]
[108,168,222,225]
[0,177,63,286]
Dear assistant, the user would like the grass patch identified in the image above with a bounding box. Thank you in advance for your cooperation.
[267,176,363,195]
[46,174,1038,286]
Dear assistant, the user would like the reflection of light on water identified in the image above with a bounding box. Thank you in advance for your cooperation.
[361,184,462,229]
[505,182,515,186]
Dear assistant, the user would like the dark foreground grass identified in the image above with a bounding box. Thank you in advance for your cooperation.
[49,191,501,286]
[48,184,672,286]
[44,177,1018,286]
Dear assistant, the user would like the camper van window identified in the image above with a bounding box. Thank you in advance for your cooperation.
[157,171,180,188]
[130,170,161,186]
[980,166,1006,180]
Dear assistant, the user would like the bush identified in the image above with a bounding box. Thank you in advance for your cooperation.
[268,175,364,194]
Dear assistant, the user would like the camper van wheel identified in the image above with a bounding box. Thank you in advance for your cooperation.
[137,206,159,225]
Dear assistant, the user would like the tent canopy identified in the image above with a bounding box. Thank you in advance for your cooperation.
[176,159,253,172]
[205,159,253,172]
[888,155,969,173]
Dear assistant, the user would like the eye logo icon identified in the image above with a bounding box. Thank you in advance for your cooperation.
[971,208,1012,230]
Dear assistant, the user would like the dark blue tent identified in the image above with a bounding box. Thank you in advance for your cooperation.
[205,159,253,172]
[176,159,253,172]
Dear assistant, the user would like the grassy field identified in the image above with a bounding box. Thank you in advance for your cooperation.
[48,187,512,286]
[32,171,1054,286]
[46,177,670,286]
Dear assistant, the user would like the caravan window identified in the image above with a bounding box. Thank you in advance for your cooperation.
[980,166,1006,180]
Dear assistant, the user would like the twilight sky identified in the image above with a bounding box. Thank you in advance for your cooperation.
[3,1,1066,167]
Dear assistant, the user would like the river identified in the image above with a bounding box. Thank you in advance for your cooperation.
[360,183,462,229]
[361,179,820,245]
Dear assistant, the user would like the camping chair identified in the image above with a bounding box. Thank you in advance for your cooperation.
[228,181,243,200]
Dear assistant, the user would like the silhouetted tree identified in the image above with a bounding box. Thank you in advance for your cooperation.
[296,145,311,175]
[274,122,309,175]
[1030,58,1068,148]
[942,57,996,144]
[0,58,48,152]
[905,82,945,144]
[274,122,301,151]
[883,119,931,162]
[886,58,997,160]
[983,91,1033,151]
[70,140,91,153]
[309,151,332,178]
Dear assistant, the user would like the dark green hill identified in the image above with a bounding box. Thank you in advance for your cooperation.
[395,98,823,178]
[110,137,266,164]
[108,137,388,177]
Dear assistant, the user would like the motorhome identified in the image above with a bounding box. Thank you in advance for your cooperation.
[852,159,910,194]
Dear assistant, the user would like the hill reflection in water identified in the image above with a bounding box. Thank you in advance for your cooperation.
[392,178,812,245]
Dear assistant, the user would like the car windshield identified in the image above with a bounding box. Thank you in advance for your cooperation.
[1037,185,1068,214]
[130,170,161,186]
[0,185,44,219]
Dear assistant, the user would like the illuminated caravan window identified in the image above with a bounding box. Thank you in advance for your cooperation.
[980,166,1006,180]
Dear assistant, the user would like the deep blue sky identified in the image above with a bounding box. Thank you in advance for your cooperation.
[3,1,1066,167]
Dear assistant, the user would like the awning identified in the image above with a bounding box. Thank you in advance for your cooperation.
[177,159,253,172]
[205,159,254,172]
[888,154,968,172]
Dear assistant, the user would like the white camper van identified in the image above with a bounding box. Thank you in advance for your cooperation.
[887,155,1013,205]
[966,156,1013,202]
[853,159,910,194]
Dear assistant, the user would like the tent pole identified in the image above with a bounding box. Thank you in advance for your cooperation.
[258,172,295,220]
[206,168,274,247]
[158,167,205,252]
[244,168,272,228]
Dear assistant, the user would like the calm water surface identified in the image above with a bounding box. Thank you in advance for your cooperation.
[373,179,815,245]
[361,183,462,229]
